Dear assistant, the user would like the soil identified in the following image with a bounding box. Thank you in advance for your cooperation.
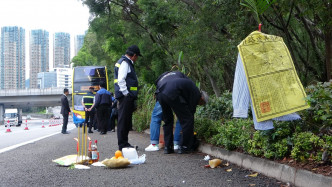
[276,157,332,177]
[222,146,332,177]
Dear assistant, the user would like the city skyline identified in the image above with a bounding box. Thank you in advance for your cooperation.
[0,26,85,89]
[0,0,90,80]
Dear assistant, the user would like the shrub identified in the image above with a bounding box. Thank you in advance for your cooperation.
[132,84,155,132]
[211,119,253,151]
[196,91,233,121]
[291,132,325,161]
[300,81,332,134]
[194,118,219,144]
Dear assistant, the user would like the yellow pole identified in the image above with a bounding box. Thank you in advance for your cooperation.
[81,125,83,162]
[85,124,87,161]
[77,126,80,163]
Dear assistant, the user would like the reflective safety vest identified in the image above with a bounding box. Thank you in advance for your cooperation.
[82,93,94,109]
[114,55,138,99]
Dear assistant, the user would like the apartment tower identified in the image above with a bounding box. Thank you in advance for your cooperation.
[53,32,70,68]
[74,34,85,56]
[29,29,49,88]
[0,26,25,89]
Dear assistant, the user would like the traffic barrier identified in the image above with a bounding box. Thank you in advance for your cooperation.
[41,120,45,128]
[49,120,52,127]
[5,120,11,133]
[24,120,29,130]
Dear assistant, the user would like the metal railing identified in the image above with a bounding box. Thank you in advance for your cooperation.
[0,87,67,96]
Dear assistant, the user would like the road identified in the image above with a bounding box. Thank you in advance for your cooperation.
[0,118,286,187]
[0,117,75,151]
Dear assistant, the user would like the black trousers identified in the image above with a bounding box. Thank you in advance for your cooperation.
[96,105,110,133]
[108,108,117,131]
[93,112,98,130]
[157,93,194,149]
[85,109,95,131]
[61,113,69,133]
[117,96,135,150]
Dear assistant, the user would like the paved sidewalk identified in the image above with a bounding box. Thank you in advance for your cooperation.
[0,129,286,187]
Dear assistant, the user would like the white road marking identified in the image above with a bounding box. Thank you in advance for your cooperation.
[0,126,76,154]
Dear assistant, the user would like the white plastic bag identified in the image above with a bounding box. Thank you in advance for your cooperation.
[130,154,146,165]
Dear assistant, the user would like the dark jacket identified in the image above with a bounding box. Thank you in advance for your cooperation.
[60,94,71,115]
[114,55,139,99]
[157,78,201,114]
[155,71,188,95]
[94,88,111,108]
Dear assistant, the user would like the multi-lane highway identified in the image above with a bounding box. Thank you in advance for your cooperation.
[0,116,75,151]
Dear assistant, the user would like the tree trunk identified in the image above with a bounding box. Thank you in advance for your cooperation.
[326,31,332,81]
[203,66,220,97]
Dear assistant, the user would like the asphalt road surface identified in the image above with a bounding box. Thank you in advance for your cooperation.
[0,117,75,150]
[0,126,287,187]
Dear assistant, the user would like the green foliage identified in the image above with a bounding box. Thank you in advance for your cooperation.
[196,91,233,120]
[240,0,276,23]
[79,0,332,165]
[212,119,253,151]
[291,132,325,161]
[132,84,155,132]
[194,118,219,144]
[301,81,332,133]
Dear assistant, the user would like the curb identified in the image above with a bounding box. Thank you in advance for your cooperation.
[198,143,332,187]
[143,128,332,186]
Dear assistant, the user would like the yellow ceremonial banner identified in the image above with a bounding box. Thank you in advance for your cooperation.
[238,31,309,122]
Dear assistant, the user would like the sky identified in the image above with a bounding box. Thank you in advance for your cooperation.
[0,0,91,79]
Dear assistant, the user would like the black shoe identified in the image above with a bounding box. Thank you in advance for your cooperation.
[88,130,93,133]
[111,129,115,132]
[100,132,106,135]
[126,145,138,150]
[62,131,70,134]
[178,146,191,154]
[164,147,174,154]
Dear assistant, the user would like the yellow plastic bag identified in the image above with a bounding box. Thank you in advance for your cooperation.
[102,158,130,168]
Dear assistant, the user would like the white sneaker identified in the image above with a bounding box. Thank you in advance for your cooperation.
[145,144,159,151]
[174,144,179,150]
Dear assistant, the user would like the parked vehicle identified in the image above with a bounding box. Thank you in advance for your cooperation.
[26,115,31,120]
[4,108,19,126]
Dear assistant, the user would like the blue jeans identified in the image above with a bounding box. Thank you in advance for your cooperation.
[150,101,182,145]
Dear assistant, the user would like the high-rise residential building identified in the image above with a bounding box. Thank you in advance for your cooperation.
[74,34,85,56]
[0,26,25,89]
[37,71,56,89]
[29,29,49,88]
[53,32,70,68]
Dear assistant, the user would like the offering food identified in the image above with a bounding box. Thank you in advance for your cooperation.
[101,150,130,168]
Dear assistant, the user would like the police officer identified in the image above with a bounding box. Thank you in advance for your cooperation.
[90,82,111,135]
[156,73,208,154]
[81,86,95,133]
[114,45,142,150]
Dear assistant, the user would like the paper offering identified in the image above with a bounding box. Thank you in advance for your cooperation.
[238,31,309,122]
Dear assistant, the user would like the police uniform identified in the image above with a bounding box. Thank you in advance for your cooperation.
[82,91,95,133]
[93,87,111,134]
[114,55,138,150]
[156,76,201,153]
